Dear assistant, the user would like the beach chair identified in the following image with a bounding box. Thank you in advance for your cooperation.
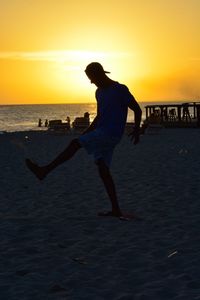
[48,120,70,132]
[145,113,163,134]
[72,112,90,132]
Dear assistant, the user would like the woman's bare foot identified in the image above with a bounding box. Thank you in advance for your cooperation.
[25,159,47,180]
[98,211,122,218]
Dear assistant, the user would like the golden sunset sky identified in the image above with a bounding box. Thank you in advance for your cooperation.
[1,0,200,104]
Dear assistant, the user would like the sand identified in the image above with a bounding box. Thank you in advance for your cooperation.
[0,128,200,300]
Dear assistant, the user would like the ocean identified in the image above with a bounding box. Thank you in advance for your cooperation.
[0,101,182,132]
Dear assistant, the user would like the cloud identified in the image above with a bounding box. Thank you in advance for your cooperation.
[0,50,131,63]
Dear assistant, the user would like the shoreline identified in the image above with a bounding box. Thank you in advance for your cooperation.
[1,121,200,134]
[2,101,193,133]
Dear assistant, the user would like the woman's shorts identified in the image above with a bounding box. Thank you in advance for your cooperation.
[78,129,120,167]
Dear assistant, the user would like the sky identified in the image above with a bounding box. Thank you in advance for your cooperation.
[1,0,200,104]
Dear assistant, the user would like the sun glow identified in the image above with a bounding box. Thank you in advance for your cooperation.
[1,49,142,104]
[1,0,200,104]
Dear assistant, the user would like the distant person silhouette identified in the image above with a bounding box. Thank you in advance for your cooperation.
[26,62,142,218]
[38,118,42,127]
[45,119,48,127]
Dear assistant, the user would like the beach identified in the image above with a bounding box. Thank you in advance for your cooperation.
[0,128,200,300]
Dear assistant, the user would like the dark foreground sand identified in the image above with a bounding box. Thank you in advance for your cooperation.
[0,128,200,299]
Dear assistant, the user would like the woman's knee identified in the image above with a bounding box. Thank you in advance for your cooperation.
[96,159,110,176]
[70,138,82,149]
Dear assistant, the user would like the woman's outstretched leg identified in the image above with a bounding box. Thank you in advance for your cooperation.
[25,138,82,180]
